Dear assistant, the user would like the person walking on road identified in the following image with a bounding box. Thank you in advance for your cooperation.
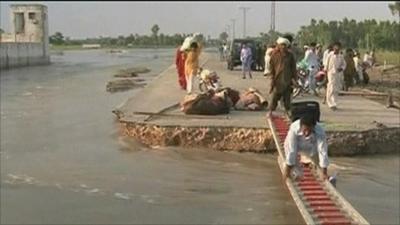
[304,42,320,96]
[175,39,187,90]
[325,41,346,111]
[266,37,297,117]
[240,43,253,79]
[264,44,276,76]
[343,48,357,91]
[185,42,202,94]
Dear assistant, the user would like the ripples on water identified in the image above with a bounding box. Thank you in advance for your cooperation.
[0,49,398,224]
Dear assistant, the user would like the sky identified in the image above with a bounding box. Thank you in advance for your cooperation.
[0,1,397,39]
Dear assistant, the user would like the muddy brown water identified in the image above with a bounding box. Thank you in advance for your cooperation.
[1,49,398,224]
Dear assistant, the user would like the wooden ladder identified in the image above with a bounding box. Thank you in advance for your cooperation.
[267,115,370,225]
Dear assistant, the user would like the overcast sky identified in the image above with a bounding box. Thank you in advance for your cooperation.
[1,1,397,39]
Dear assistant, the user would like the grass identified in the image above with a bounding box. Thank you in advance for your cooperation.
[358,49,400,66]
[50,45,83,51]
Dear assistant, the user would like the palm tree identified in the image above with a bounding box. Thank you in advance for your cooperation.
[151,24,160,45]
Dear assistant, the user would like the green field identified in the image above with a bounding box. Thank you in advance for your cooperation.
[50,44,177,51]
[50,45,83,51]
[358,49,400,66]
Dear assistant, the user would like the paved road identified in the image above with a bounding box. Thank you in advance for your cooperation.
[116,52,400,131]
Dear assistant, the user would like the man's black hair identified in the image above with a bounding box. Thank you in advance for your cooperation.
[300,114,316,127]
[190,42,198,49]
[310,42,317,47]
[283,34,293,43]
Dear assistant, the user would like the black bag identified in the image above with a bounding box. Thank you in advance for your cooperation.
[290,101,320,122]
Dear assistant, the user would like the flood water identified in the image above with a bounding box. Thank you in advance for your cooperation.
[1,49,399,224]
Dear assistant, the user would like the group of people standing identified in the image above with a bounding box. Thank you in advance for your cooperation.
[175,35,203,94]
[265,35,375,115]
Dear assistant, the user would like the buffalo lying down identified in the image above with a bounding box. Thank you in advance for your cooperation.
[181,89,234,115]
[234,87,268,111]
[180,87,267,115]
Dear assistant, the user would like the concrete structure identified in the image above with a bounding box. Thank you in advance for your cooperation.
[113,52,400,156]
[82,44,101,49]
[0,4,50,69]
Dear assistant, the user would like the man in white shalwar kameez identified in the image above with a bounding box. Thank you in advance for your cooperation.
[263,44,276,76]
[283,115,329,181]
[304,42,320,95]
[325,42,346,111]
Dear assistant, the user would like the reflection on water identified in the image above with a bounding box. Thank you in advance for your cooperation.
[0,49,398,225]
[330,155,400,225]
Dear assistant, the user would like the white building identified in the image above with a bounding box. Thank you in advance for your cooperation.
[0,4,50,69]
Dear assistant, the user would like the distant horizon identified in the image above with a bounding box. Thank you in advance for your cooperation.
[1,1,397,39]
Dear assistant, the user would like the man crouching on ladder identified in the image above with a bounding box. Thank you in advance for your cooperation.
[283,114,329,181]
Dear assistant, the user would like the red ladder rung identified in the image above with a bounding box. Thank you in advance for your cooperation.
[319,218,352,225]
[302,190,328,196]
[300,186,324,191]
[312,206,341,213]
[309,200,336,207]
[298,181,321,186]
[316,212,348,219]
[300,177,317,182]
[305,195,331,201]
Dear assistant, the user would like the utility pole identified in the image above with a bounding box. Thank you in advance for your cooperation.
[230,19,236,40]
[270,1,275,32]
[239,6,250,38]
[226,24,231,41]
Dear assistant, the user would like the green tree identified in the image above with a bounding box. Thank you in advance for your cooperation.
[389,1,400,22]
[151,24,160,45]
[49,32,64,45]
[126,34,135,44]
[151,24,160,37]
[117,35,126,46]
[219,32,228,42]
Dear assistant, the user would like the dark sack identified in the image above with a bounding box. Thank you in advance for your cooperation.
[290,101,320,122]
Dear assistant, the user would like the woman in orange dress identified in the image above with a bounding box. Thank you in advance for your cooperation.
[184,42,202,94]
[175,42,187,90]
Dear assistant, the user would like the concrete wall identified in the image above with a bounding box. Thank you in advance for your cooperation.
[0,42,50,69]
[10,4,48,43]
[0,4,50,70]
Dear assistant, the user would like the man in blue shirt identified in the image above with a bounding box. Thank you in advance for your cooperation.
[240,43,253,79]
[283,114,329,180]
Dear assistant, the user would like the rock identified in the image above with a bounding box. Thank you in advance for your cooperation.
[119,66,151,74]
[133,78,146,82]
[106,79,143,93]
[114,72,138,78]
[114,192,131,200]
[87,188,100,194]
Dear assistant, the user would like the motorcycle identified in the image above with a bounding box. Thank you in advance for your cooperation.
[197,68,222,92]
[292,62,327,99]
